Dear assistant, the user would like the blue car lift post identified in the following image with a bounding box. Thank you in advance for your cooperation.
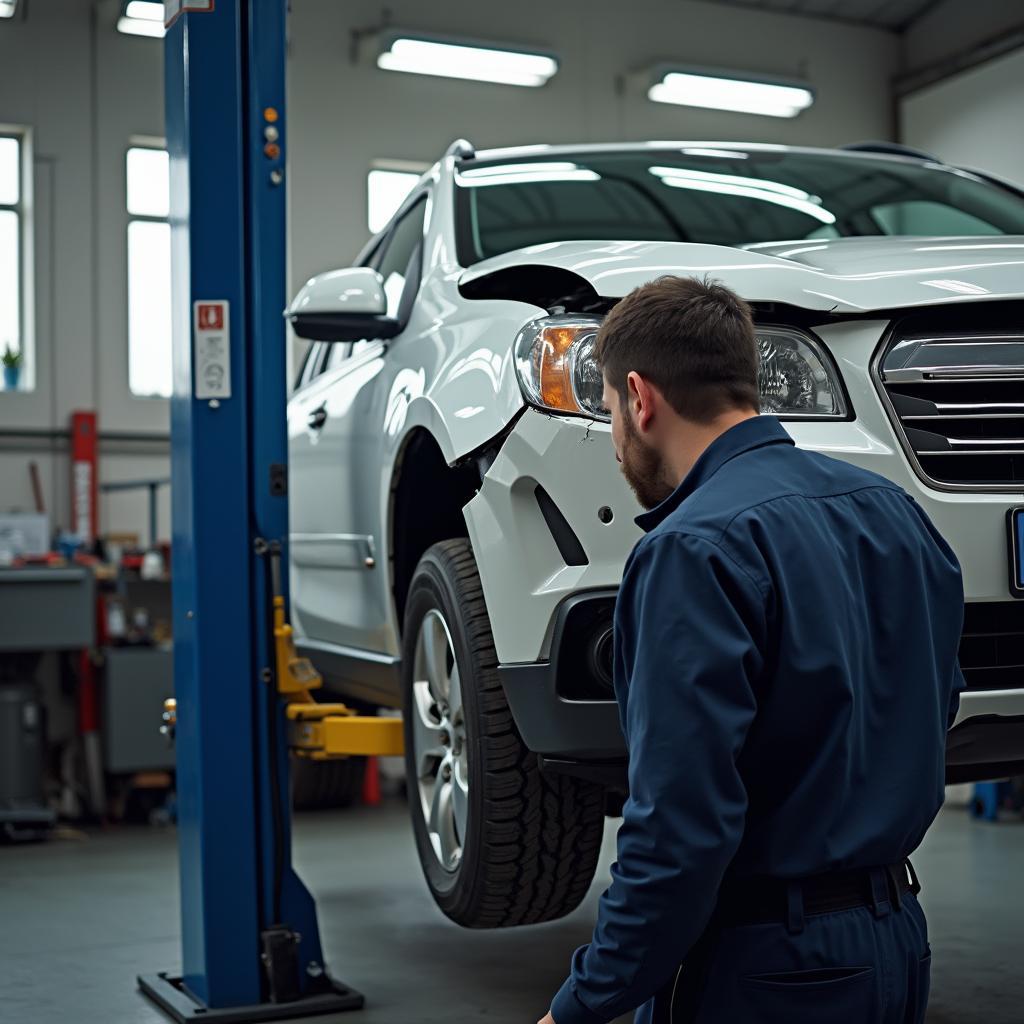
[137,2,400,1019]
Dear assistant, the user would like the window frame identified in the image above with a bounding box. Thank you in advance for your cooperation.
[0,126,33,393]
[125,141,172,399]
[371,192,429,326]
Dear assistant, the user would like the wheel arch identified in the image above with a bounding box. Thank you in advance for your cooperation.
[388,428,481,631]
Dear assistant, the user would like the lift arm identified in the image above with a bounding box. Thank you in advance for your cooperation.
[265,539,404,759]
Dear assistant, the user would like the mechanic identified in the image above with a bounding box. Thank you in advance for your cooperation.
[540,276,965,1024]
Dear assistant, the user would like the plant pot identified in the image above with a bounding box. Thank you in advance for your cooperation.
[3,366,20,391]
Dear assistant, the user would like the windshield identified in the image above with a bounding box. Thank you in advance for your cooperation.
[453,147,1024,265]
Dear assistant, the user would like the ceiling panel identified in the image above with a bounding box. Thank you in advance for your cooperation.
[706,0,942,31]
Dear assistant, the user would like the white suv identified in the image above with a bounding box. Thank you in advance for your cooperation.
[286,140,1024,928]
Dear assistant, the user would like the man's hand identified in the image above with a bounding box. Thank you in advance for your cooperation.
[537,1013,556,1024]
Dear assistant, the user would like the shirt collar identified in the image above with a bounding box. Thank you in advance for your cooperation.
[635,415,795,533]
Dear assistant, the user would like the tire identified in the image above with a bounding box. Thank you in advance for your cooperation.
[402,539,605,927]
[291,756,365,811]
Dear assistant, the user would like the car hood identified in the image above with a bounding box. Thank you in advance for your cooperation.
[459,236,1024,313]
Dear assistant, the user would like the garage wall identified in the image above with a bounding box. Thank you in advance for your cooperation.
[288,0,902,289]
[0,0,170,544]
[900,47,1024,189]
[901,0,1024,71]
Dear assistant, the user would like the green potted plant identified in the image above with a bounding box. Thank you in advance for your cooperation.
[2,345,22,391]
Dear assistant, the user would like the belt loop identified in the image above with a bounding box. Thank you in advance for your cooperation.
[785,882,805,935]
[886,864,904,911]
[868,868,891,919]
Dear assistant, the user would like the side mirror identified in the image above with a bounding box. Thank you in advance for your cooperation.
[285,266,401,342]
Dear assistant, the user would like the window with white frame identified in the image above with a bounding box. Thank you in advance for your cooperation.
[0,132,28,390]
[367,163,426,233]
[127,145,172,397]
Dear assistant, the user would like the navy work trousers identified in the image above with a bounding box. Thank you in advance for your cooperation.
[646,892,931,1023]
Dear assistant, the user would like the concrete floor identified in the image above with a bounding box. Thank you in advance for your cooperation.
[1,800,1021,1024]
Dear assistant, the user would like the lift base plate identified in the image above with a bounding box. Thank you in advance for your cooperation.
[138,972,364,1022]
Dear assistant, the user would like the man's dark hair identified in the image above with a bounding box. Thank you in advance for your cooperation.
[595,275,760,424]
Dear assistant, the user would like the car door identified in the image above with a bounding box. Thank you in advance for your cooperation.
[287,195,429,660]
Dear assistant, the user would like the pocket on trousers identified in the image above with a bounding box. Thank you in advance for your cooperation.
[906,951,931,1024]
[740,965,876,1023]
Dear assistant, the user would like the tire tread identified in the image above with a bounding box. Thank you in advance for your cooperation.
[410,538,605,927]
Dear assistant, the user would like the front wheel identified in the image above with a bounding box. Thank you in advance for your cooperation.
[402,539,605,927]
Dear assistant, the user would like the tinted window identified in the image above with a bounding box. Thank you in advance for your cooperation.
[295,342,327,389]
[375,198,427,318]
[454,150,1024,264]
[871,201,1003,235]
[323,342,354,371]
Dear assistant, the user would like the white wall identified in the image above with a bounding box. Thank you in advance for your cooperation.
[0,0,901,542]
[901,47,1024,189]
[287,0,901,288]
[0,0,170,544]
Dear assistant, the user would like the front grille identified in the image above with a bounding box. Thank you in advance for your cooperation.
[877,305,1024,489]
[960,602,1024,692]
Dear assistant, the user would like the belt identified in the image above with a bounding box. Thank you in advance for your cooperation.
[718,859,921,929]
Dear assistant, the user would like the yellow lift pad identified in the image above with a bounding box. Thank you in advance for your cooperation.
[286,703,404,760]
[274,590,404,759]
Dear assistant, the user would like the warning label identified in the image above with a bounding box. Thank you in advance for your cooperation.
[193,300,231,401]
[197,303,224,331]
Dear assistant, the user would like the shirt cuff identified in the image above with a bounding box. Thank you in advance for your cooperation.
[550,977,610,1024]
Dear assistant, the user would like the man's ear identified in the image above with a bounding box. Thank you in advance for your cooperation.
[627,371,656,434]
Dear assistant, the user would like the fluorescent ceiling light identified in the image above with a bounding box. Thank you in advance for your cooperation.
[650,166,835,224]
[118,0,164,37]
[126,0,163,17]
[378,37,557,87]
[649,71,813,118]
[0,0,19,18]
[456,162,599,187]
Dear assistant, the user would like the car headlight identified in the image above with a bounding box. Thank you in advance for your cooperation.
[514,315,609,420]
[514,316,845,421]
[756,326,846,418]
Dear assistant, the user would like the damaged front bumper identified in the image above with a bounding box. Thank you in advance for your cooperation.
[466,407,1024,784]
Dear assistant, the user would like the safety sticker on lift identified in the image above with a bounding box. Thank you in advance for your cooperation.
[193,300,231,402]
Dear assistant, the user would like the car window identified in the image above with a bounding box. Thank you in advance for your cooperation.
[323,342,354,372]
[295,342,327,389]
[375,197,427,319]
[453,150,1024,263]
[871,201,1003,236]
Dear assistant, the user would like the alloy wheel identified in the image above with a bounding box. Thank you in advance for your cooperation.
[411,609,468,871]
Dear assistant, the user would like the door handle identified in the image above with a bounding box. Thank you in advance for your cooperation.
[308,405,328,430]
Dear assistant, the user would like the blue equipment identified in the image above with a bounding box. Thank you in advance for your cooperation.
[137,2,363,1019]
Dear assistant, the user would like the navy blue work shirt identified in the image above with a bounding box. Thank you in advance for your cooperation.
[551,415,965,1024]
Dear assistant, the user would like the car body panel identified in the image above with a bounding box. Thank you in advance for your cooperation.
[288,270,540,666]
[464,409,642,665]
[405,268,533,462]
[289,341,394,653]
[459,237,1024,313]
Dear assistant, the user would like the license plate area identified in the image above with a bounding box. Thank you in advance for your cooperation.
[1010,508,1024,599]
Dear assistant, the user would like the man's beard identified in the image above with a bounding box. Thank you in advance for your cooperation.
[619,415,675,511]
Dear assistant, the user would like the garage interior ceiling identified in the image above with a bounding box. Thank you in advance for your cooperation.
[708,0,942,31]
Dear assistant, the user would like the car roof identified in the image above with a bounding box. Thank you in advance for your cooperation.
[459,140,937,169]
